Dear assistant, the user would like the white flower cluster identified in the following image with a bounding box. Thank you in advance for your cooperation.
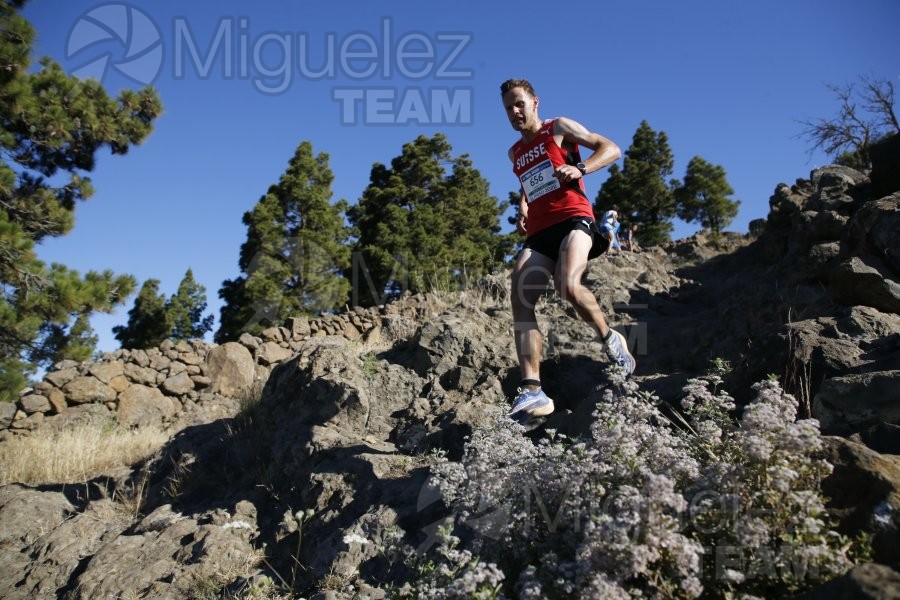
[384,524,505,599]
[402,368,862,599]
[683,377,853,596]
[343,532,370,546]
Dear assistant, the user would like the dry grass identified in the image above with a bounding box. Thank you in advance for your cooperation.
[784,308,815,419]
[417,270,510,320]
[315,569,357,595]
[0,417,169,486]
[186,548,292,600]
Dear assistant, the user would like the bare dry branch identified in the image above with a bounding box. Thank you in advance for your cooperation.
[797,75,898,169]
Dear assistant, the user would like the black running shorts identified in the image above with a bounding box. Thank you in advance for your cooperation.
[524,217,610,262]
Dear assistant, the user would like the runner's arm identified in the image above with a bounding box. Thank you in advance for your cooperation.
[509,146,528,236]
[553,116,621,181]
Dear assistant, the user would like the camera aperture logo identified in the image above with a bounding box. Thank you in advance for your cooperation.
[66,3,164,86]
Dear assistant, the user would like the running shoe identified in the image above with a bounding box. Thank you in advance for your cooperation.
[604,329,636,376]
[509,387,555,418]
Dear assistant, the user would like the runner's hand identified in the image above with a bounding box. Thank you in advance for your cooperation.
[516,211,527,236]
[554,165,582,183]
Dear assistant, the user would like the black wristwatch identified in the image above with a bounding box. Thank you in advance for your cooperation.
[576,162,587,175]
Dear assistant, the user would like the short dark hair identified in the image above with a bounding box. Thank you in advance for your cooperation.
[500,78,535,97]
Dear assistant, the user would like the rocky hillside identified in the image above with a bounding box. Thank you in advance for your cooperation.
[0,163,898,598]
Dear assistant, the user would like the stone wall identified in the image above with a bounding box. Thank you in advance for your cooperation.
[1,294,440,438]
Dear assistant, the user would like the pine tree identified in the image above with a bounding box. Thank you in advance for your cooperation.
[441,154,517,280]
[0,2,162,400]
[112,270,213,348]
[594,121,677,246]
[347,133,510,306]
[112,279,169,349]
[675,156,741,238]
[216,141,350,342]
[167,268,214,340]
[64,314,99,362]
[37,311,98,365]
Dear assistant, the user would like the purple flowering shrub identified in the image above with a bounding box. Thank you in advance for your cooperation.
[388,366,860,598]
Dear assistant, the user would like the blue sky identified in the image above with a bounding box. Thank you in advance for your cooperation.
[22,0,900,353]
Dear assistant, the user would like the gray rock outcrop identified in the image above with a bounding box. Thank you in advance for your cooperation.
[1,163,898,598]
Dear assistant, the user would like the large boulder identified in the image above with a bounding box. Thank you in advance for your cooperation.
[124,363,161,386]
[813,371,900,434]
[820,436,900,569]
[161,371,194,396]
[4,497,130,599]
[70,503,260,600]
[809,164,868,188]
[768,180,812,228]
[830,256,900,314]
[870,133,900,197]
[44,367,78,389]
[847,192,900,274]
[88,361,125,384]
[0,485,76,600]
[0,402,16,428]
[18,394,50,414]
[117,384,179,428]
[205,342,256,397]
[835,305,900,339]
[256,341,293,366]
[807,165,866,213]
[62,376,117,405]
[796,563,900,600]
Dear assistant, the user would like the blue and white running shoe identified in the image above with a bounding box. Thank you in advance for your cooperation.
[605,329,636,376]
[509,387,555,418]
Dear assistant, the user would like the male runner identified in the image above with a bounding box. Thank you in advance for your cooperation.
[501,78,636,424]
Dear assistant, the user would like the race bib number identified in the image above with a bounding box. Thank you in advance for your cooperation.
[519,159,560,203]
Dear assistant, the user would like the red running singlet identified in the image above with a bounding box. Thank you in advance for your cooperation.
[511,118,594,236]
